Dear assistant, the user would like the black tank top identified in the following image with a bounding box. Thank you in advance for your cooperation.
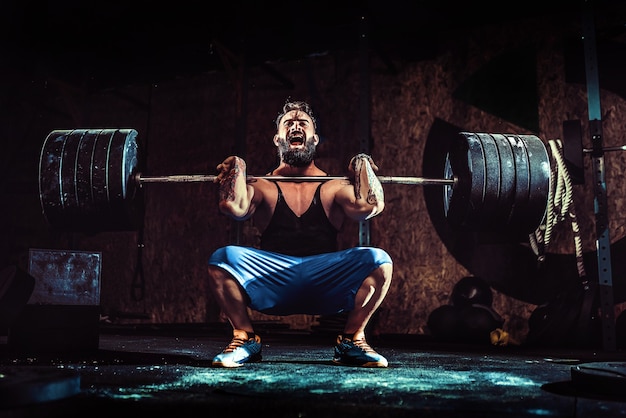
[260,182,338,256]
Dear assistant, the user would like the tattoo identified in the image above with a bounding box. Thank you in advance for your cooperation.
[352,153,384,205]
[354,166,362,200]
[219,158,244,202]
[365,162,384,205]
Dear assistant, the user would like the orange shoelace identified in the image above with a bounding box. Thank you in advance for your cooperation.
[351,339,377,354]
[221,336,248,353]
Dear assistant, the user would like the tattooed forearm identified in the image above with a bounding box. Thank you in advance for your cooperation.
[350,153,367,200]
[350,153,384,206]
[353,168,362,200]
[365,161,384,205]
[219,157,245,202]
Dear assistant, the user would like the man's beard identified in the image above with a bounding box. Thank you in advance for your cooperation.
[277,136,317,167]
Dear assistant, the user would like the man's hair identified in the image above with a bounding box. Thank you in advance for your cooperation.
[275,100,317,130]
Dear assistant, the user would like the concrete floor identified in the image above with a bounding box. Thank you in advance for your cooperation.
[1,324,626,418]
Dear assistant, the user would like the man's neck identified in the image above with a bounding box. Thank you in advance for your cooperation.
[273,162,325,176]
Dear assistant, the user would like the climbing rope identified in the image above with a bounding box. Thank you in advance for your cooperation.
[529,138,586,279]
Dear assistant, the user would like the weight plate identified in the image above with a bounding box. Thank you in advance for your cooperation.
[38,130,67,229]
[522,134,550,232]
[59,130,83,220]
[491,133,516,226]
[445,132,487,228]
[106,129,140,230]
[505,134,531,230]
[444,131,549,235]
[39,129,142,231]
[475,133,502,225]
[75,130,100,225]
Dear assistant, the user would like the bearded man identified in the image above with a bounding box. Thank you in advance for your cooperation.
[207,100,393,368]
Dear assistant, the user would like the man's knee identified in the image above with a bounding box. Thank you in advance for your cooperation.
[371,263,393,291]
[207,264,221,278]
[207,265,232,289]
[354,247,392,266]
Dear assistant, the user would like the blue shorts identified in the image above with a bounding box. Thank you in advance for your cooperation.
[208,246,392,315]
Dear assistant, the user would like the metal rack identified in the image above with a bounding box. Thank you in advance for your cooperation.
[581,0,618,351]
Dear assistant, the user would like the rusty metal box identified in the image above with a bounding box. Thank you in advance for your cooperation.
[27,249,101,305]
[7,249,102,353]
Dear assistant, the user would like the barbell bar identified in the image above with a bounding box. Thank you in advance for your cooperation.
[38,129,551,234]
[137,173,456,186]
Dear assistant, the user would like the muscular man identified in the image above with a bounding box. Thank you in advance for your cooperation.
[208,100,393,368]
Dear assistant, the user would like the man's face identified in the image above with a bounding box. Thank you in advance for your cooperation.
[274,110,319,167]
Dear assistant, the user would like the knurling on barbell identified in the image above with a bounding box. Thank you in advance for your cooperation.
[38,129,551,234]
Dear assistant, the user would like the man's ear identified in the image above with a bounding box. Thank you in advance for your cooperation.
[313,134,319,145]
[273,135,280,146]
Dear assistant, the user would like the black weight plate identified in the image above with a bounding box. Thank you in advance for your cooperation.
[505,134,531,231]
[38,130,68,228]
[445,132,549,234]
[121,129,141,230]
[106,128,140,230]
[446,132,486,228]
[39,128,143,231]
[59,130,83,221]
[90,129,114,229]
[522,134,550,232]
[75,130,100,225]
[475,133,501,226]
[491,133,516,226]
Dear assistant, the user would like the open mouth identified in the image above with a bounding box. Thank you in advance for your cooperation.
[288,134,304,146]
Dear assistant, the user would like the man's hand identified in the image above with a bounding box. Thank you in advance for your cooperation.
[348,153,379,175]
[348,153,384,218]
[216,156,243,182]
[216,156,246,204]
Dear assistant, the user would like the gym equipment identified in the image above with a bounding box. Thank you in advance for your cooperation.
[450,276,493,308]
[38,128,551,233]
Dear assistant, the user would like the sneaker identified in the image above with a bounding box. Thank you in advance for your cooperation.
[212,329,262,368]
[333,335,388,368]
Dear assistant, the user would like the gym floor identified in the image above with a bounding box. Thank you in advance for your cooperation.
[1,323,626,418]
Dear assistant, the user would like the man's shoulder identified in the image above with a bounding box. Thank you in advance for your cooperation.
[324,177,352,187]
[321,177,352,199]
[252,178,278,189]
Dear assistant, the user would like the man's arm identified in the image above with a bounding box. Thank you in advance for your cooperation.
[215,156,257,220]
[335,153,385,221]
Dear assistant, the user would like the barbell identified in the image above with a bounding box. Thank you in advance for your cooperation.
[38,128,551,234]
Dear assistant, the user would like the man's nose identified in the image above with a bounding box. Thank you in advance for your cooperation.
[289,126,303,134]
